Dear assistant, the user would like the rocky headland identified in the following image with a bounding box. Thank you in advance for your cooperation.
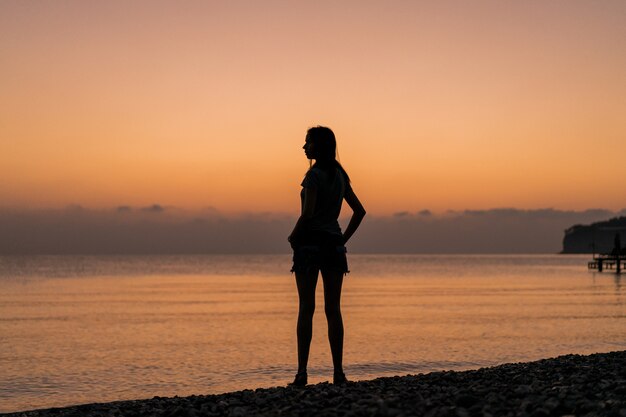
[562,216,626,254]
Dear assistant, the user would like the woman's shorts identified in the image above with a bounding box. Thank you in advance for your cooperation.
[290,232,349,275]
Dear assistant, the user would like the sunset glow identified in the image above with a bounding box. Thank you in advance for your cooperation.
[2,1,625,214]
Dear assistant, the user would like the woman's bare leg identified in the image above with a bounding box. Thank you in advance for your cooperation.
[295,269,319,373]
[321,269,344,373]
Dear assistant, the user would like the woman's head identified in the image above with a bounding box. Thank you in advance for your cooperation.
[303,125,350,183]
[304,126,336,162]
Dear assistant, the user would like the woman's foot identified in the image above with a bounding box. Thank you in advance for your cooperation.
[333,370,348,385]
[289,371,308,387]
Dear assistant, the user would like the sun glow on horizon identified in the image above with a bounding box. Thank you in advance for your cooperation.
[1,1,625,215]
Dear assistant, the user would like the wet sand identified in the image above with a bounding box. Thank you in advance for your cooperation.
[7,351,626,417]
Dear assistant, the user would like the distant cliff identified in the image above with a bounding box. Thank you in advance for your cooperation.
[562,216,626,254]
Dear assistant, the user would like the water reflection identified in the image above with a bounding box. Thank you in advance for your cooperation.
[613,274,623,305]
[591,269,623,300]
[1,254,626,413]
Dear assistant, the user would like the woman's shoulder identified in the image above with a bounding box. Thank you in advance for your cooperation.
[302,167,323,188]
[305,167,325,179]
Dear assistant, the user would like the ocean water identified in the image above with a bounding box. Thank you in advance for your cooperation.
[1,254,624,413]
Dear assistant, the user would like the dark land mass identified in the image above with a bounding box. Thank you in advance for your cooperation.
[563,216,626,254]
[7,351,626,417]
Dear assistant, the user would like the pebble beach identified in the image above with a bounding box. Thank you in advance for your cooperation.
[7,350,626,417]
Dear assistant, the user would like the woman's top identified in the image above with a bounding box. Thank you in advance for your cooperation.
[300,166,350,237]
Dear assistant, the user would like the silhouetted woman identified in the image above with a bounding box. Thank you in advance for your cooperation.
[288,126,366,386]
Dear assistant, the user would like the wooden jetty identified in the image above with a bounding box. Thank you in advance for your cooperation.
[588,254,626,273]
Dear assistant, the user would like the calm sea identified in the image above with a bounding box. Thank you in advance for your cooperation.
[1,254,624,413]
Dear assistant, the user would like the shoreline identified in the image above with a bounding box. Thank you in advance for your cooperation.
[7,351,626,416]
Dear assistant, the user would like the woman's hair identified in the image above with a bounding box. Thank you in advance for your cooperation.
[306,126,351,183]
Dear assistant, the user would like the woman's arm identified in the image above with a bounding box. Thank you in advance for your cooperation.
[342,186,366,244]
[288,187,318,245]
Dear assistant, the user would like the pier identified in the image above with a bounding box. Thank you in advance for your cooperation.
[588,254,626,273]
[587,232,624,274]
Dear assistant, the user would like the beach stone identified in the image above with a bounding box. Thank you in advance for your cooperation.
[514,384,532,396]
[529,408,550,417]
[453,406,470,417]
[455,393,478,408]
[228,406,247,417]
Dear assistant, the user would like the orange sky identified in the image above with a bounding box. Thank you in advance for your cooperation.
[1,1,625,215]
